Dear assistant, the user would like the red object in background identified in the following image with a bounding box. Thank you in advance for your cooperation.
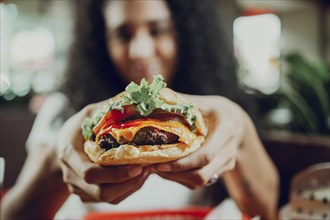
[84,207,212,220]
[241,8,275,16]
[0,189,9,202]
[84,207,252,220]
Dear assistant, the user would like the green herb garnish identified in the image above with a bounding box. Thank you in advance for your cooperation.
[82,111,104,140]
[119,74,166,116]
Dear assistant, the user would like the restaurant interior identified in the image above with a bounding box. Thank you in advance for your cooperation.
[0,0,329,219]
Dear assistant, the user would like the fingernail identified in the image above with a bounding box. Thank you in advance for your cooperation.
[148,167,156,173]
[156,164,171,172]
[142,169,150,178]
[128,166,143,177]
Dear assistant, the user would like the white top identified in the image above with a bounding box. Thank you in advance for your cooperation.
[57,175,193,219]
[26,93,194,219]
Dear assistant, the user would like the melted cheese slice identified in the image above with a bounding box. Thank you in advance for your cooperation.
[96,120,196,146]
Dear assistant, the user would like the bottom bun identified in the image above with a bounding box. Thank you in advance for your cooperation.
[84,136,205,165]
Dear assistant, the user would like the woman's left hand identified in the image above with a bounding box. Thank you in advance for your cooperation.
[153,95,246,189]
[153,94,279,219]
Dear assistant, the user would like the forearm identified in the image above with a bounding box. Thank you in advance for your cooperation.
[223,113,279,219]
[1,145,69,220]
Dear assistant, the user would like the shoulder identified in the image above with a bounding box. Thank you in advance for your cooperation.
[26,92,77,150]
[42,92,72,110]
[36,92,76,125]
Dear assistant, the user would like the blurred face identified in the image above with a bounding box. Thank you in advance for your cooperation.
[104,0,177,84]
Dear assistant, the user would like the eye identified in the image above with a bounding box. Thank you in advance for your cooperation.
[150,26,170,37]
[110,28,132,42]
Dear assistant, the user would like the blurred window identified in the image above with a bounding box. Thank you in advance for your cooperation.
[1,1,73,103]
[234,13,281,94]
[10,28,55,70]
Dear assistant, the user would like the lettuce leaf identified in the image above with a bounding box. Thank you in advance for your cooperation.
[82,111,104,140]
[122,74,166,116]
[160,103,196,126]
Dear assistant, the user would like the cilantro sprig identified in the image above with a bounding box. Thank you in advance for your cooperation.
[121,74,166,116]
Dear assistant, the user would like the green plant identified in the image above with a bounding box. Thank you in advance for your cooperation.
[278,52,329,135]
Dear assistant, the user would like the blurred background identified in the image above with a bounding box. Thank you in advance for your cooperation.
[0,0,329,206]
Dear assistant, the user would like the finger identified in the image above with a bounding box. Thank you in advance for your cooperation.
[61,146,143,184]
[110,169,150,204]
[64,163,150,203]
[200,138,238,178]
[85,165,144,184]
[97,169,150,203]
[156,160,226,189]
[156,139,237,188]
[156,169,209,189]
[216,156,236,176]
[67,184,99,202]
[61,162,101,200]
[156,119,235,172]
[156,172,196,189]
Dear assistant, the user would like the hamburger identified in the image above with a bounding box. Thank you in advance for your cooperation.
[82,74,207,165]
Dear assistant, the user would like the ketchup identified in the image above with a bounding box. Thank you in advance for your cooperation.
[99,118,161,136]
[93,105,137,135]
[93,106,191,136]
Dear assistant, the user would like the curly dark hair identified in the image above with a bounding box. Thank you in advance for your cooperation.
[60,0,246,112]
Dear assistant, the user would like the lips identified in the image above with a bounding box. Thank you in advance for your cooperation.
[129,63,161,79]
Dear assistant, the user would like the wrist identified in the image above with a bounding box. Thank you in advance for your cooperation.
[31,144,63,177]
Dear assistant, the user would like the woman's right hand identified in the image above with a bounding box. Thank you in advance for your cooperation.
[56,104,151,204]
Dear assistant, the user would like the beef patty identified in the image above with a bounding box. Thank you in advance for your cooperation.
[98,126,179,151]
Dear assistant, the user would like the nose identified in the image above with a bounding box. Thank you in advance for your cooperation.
[128,30,155,60]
